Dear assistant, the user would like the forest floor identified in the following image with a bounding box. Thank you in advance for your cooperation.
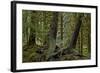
[23,44,90,63]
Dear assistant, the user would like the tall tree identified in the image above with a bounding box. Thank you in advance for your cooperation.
[67,14,82,50]
[28,11,36,46]
[46,12,59,60]
[60,13,63,47]
[79,26,83,56]
[49,14,83,57]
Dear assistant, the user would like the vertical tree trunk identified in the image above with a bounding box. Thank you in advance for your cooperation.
[60,13,63,47]
[43,12,46,45]
[26,11,31,45]
[46,12,58,60]
[28,11,36,46]
[79,27,83,56]
[49,12,58,39]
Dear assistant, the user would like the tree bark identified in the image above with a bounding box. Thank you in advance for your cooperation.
[50,14,83,57]
[68,15,82,49]
[28,11,36,46]
[79,27,83,56]
[46,12,59,60]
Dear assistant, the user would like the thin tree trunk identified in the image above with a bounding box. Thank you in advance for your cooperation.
[79,27,83,56]
[60,13,63,46]
[60,13,63,58]
[28,11,36,46]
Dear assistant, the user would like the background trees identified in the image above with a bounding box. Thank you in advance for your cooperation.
[22,10,91,62]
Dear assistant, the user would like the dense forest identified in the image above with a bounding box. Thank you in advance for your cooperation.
[22,10,91,63]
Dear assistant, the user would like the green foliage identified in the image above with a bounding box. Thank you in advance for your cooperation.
[22,10,91,62]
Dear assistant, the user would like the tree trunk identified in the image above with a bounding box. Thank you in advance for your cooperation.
[28,11,36,46]
[49,12,58,39]
[79,27,83,56]
[62,14,83,54]
[60,13,63,47]
[68,15,82,49]
[46,12,58,60]
[49,14,83,57]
